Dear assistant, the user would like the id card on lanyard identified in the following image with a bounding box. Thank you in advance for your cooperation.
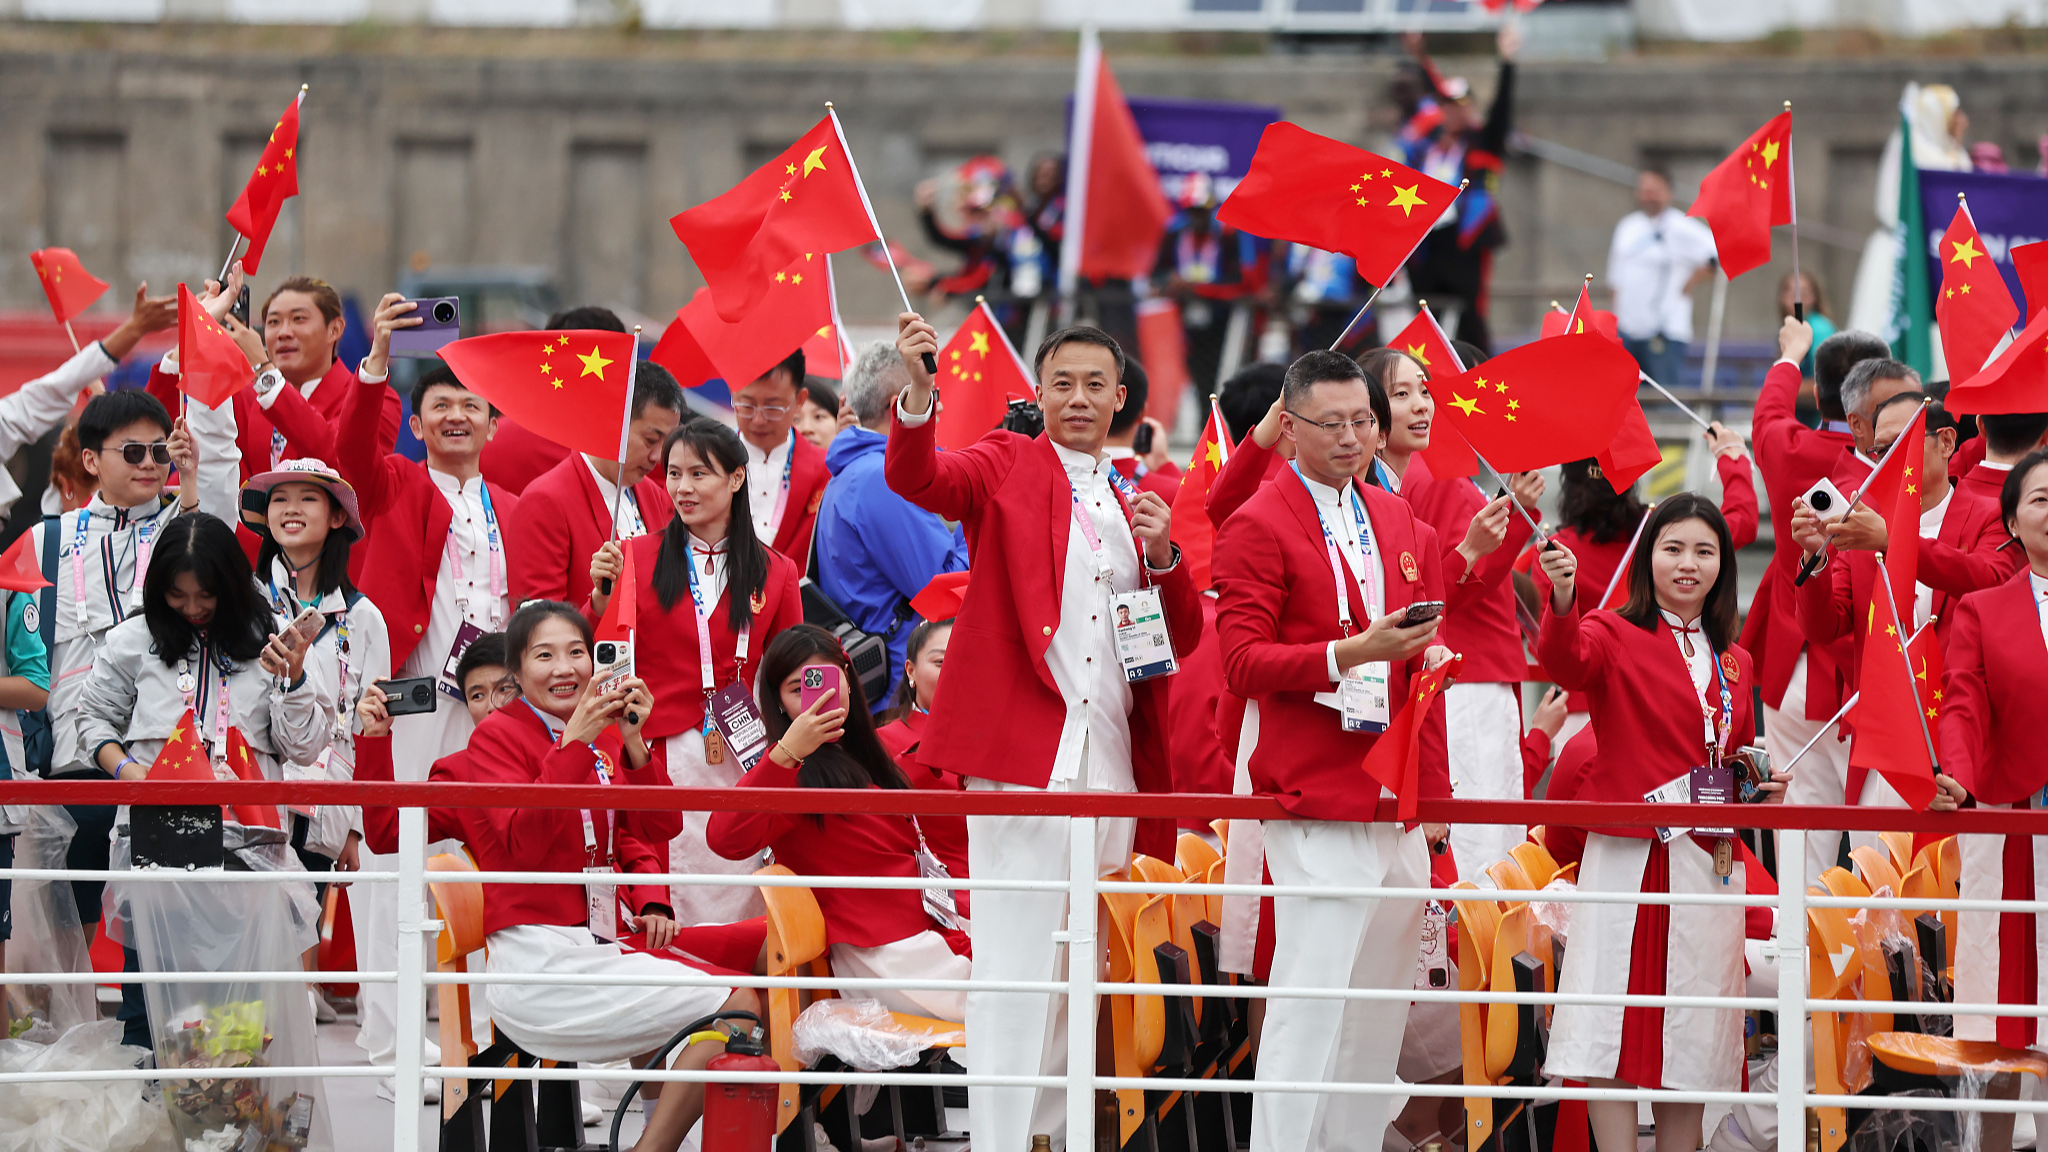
[686,551,751,764]
[1073,468,1178,683]
[1295,466,1390,732]
[179,646,236,777]
[524,701,622,941]
[1645,640,1735,844]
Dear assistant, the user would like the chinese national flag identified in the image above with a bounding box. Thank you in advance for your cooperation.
[670,116,880,323]
[1947,306,2048,415]
[1219,121,1460,288]
[1538,299,1619,342]
[224,726,281,831]
[1936,202,2020,382]
[933,300,1037,452]
[1360,653,1462,825]
[29,248,110,323]
[439,330,639,459]
[1859,402,1929,614]
[802,316,856,380]
[1169,402,1231,590]
[595,544,636,642]
[1074,47,1174,281]
[177,283,254,408]
[146,710,216,784]
[2013,240,2048,322]
[224,91,303,275]
[1429,332,1641,474]
[1558,282,1662,493]
[1687,111,1793,280]
[650,313,718,391]
[1387,307,1478,480]
[0,532,50,594]
[683,253,833,389]
[1847,577,1938,812]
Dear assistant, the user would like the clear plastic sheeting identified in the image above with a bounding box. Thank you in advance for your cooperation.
[791,997,963,1072]
[4,805,97,1037]
[0,1019,176,1152]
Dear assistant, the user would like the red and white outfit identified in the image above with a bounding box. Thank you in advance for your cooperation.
[745,429,829,576]
[1537,602,1755,1091]
[506,453,673,606]
[877,709,972,917]
[1213,466,1448,1152]
[707,762,972,1022]
[1939,571,2048,1050]
[589,530,803,925]
[884,398,1203,1152]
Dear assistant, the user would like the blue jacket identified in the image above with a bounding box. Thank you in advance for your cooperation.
[814,427,967,710]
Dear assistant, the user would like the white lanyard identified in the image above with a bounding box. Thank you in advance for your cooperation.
[685,542,752,713]
[71,506,159,629]
[443,481,506,605]
[178,644,235,765]
[1669,620,1733,759]
[1066,465,1142,576]
[1294,465,1380,633]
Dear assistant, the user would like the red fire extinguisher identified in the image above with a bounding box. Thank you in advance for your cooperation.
[701,1028,781,1152]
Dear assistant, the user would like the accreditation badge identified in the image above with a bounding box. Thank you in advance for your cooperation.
[1338,660,1391,733]
[1111,587,1178,682]
[584,866,619,943]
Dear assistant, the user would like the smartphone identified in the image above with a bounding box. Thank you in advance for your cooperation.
[376,676,438,717]
[593,638,634,695]
[797,663,843,726]
[230,284,251,327]
[388,296,461,358]
[1734,745,1771,804]
[1132,422,1154,457]
[1399,600,1447,628]
[286,605,325,646]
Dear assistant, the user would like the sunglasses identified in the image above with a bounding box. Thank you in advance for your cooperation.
[114,441,172,467]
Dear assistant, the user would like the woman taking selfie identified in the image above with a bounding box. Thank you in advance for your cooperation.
[589,419,803,926]
[1534,493,1754,1152]
[707,624,970,1022]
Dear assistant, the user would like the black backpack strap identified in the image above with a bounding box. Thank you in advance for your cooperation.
[37,514,57,656]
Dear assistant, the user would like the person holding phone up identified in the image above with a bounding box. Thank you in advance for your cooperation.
[707,624,972,1023]
[1211,351,1452,1152]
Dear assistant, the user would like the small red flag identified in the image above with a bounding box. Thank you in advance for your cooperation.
[2012,240,2048,323]
[650,312,718,391]
[29,248,110,324]
[1557,282,1662,493]
[1858,403,1929,615]
[147,710,216,784]
[682,253,833,390]
[0,533,50,594]
[1386,307,1478,480]
[1169,400,1232,590]
[439,330,638,460]
[594,545,636,643]
[224,726,281,831]
[1935,202,2021,382]
[1428,332,1641,475]
[1847,577,1937,812]
[910,571,970,623]
[1219,121,1461,288]
[1073,46,1174,281]
[933,300,1037,453]
[801,306,856,381]
[1686,111,1794,280]
[177,283,253,408]
[1947,306,2048,415]
[669,115,881,323]
[224,91,303,275]
[1360,653,1462,825]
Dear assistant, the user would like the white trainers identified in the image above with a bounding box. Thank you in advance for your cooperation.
[583,1099,605,1127]
[375,1076,445,1105]
[311,990,339,1024]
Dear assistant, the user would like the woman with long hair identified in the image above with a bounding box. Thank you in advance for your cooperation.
[1534,494,1756,1152]
[589,418,803,926]
[706,624,971,1022]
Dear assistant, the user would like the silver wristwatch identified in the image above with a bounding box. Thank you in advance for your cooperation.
[252,364,285,400]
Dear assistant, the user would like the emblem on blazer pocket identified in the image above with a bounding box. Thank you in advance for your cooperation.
[750,587,767,614]
[1720,652,1740,683]
[1399,551,1419,582]
[807,491,824,515]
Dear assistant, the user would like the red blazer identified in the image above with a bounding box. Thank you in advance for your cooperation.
[1958,461,2014,511]
[1205,436,1285,527]
[481,415,574,496]
[1402,455,1534,685]
[766,432,830,577]
[1112,456,1181,503]
[1536,602,1756,834]
[507,455,674,606]
[1213,471,1449,822]
[148,357,401,486]
[1744,359,1866,715]
[357,737,476,854]
[883,412,1205,862]
[705,758,969,954]
[336,367,519,670]
[1950,435,1987,484]
[1940,571,2048,805]
[587,531,803,741]
[1168,596,1235,831]
[876,709,971,906]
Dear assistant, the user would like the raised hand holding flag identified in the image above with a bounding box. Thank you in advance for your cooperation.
[932,299,1037,452]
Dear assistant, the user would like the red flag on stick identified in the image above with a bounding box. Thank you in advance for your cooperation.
[224,726,281,831]
[29,248,110,324]
[1169,400,1231,590]
[1557,281,1662,493]
[933,300,1037,452]
[1936,200,2021,382]
[594,545,637,642]
[1066,33,1174,282]
[0,532,50,594]
[1848,575,1938,812]
[1360,654,1462,825]
[1387,307,1478,480]
[1687,111,1793,280]
[681,253,833,390]
[177,284,254,408]
[224,89,304,275]
[1428,333,1641,474]
[1858,402,1929,614]
[669,115,881,323]
[1947,306,2048,415]
[438,330,639,459]
[147,710,216,784]
[1219,121,1460,288]
[2012,240,2048,323]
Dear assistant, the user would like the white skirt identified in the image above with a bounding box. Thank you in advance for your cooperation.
[829,930,972,1024]
[664,730,769,926]
[484,922,734,1064]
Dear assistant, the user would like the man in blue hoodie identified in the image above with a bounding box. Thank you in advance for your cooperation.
[815,340,968,711]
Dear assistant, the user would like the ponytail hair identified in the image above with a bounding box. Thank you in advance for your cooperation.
[651,418,770,632]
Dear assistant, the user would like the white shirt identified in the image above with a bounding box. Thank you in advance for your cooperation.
[1297,472,1384,684]
[1044,441,1141,791]
[391,469,507,776]
[583,455,647,539]
[685,531,731,613]
[1660,607,1719,752]
[1607,208,1718,344]
[744,431,794,542]
[1913,486,1954,629]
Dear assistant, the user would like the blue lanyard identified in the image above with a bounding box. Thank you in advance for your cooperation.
[478,482,501,554]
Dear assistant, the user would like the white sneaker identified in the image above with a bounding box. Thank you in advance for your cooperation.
[375,1076,445,1105]
[583,1099,605,1127]
[311,990,339,1024]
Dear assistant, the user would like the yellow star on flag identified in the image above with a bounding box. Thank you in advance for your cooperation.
[1960,283,1972,295]
[1951,237,1984,269]
[785,163,797,175]
[1448,393,1484,417]
[1404,343,1430,366]
[775,271,787,283]
[779,190,792,203]
[969,330,991,356]
[256,164,268,177]
[1202,439,1223,467]
[802,146,829,177]
[1355,197,1368,207]
[576,344,614,380]
[1387,184,1427,216]
[791,273,803,285]
[1360,171,1373,182]
[1761,139,1780,168]
[1381,168,1392,178]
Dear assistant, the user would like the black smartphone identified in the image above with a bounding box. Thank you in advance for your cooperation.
[1399,600,1446,628]
[376,676,439,717]
[231,285,251,327]
[1132,422,1154,457]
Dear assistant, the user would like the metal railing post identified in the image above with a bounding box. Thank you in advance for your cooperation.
[1773,828,1809,1152]
[393,805,429,1152]
[1065,816,1100,1152]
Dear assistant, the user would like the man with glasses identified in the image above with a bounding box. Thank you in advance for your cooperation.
[731,350,829,574]
[1211,350,1451,1152]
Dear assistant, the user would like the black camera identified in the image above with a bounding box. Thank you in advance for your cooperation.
[377,676,438,717]
[999,396,1045,438]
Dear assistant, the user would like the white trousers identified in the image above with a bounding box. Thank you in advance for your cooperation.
[1220,702,1266,976]
[1446,682,1524,876]
[484,923,733,1065]
[965,775,1136,1152]
[1765,653,1862,884]
[664,730,768,926]
[1253,819,1427,1152]
[831,930,972,1024]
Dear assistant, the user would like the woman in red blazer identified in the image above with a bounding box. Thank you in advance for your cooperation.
[1535,494,1756,1152]
[364,601,758,1152]
[709,625,972,1022]
[589,419,804,928]
[1939,451,2048,1118]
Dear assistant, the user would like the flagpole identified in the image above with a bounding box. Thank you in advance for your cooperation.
[1058,26,1100,325]
[825,102,937,377]
[217,234,244,288]
[1471,449,1551,549]
[1210,393,1231,462]
[827,256,848,380]
[1872,553,1942,776]
[1792,397,1930,587]
[1785,101,1804,322]
[1598,503,1654,609]
[1328,178,1469,352]
[61,320,80,354]
[599,326,642,597]
[1639,371,1716,434]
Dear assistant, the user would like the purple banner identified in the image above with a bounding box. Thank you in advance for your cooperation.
[1067,94,1282,202]
[1920,168,2048,304]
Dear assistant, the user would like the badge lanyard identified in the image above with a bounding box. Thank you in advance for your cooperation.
[764,433,796,541]
[1293,464,1381,633]
[268,572,353,732]
[525,699,614,860]
[444,482,507,618]
[685,545,751,746]
[71,507,160,630]
[1670,620,1734,763]
[178,641,236,767]
[1067,466,1144,580]
[1177,230,1221,285]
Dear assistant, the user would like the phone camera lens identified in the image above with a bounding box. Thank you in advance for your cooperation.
[433,301,456,325]
[1810,490,1833,511]
[597,643,616,662]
